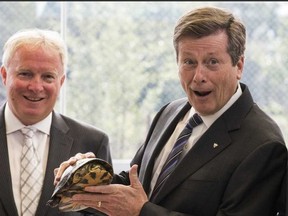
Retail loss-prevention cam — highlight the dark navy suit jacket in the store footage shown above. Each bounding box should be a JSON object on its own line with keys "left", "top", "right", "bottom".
{"left": 114, "top": 83, "right": 287, "bottom": 216}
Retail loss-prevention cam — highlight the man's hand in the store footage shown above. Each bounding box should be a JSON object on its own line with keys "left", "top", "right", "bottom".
{"left": 54, "top": 152, "right": 96, "bottom": 185}
{"left": 72, "top": 164, "right": 148, "bottom": 216}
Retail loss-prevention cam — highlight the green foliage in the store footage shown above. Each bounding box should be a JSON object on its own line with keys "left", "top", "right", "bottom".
{"left": 1, "top": 2, "right": 288, "bottom": 157}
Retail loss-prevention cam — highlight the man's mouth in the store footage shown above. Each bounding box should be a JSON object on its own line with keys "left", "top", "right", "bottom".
{"left": 194, "top": 91, "right": 211, "bottom": 97}
{"left": 24, "top": 96, "right": 43, "bottom": 102}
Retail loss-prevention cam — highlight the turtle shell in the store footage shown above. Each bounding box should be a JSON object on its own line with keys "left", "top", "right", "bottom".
{"left": 47, "top": 158, "right": 113, "bottom": 212}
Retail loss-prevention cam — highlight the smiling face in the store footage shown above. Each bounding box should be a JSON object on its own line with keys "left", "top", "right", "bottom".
{"left": 177, "top": 31, "right": 244, "bottom": 116}
{"left": 0, "top": 45, "right": 65, "bottom": 125}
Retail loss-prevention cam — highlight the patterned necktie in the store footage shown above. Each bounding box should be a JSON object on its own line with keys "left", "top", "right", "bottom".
{"left": 20, "top": 127, "right": 43, "bottom": 216}
{"left": 151, "top": 113, "right": 203, "bottom": 198}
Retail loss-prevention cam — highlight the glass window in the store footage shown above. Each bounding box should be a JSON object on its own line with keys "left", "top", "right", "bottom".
{"left": 1, "top": 2, "right": 287, "bottom": 162}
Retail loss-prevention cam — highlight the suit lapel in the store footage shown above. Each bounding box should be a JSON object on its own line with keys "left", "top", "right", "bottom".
{"left": 152, "top": 117, "right": 232, "bottom": 202}
{"left": 140, "top": 99, "right": 190, "bottom": 192}
{"left": 0, "top": 104, "right": 19, "bottom": 216}
{"left": 150, "top": 83, "right": 254, "bottom": 203}
{"left": 36, "top": 112, "right": 74, "bottom": 216}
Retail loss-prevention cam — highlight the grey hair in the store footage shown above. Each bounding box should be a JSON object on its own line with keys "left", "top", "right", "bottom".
{"left": 2, "top": 28, "right": 68, "bottom": 74}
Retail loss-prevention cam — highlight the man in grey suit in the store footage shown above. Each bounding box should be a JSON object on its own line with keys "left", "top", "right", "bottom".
{"left": 55, "top": 6, "right": 287, "bottom": 216}
{"left": 0, "top": 28, "right": 112, "bottom": 216}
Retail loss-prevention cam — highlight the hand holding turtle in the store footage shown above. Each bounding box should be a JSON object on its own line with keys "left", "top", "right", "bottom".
{"left": 72, "top": 164, "right": 149, "bottom": 216}
{"left": 54, "top": 152, "right": 96, "bottom": 185}
{"left": 48, "top": 157, "right": 114, "bottom": 212}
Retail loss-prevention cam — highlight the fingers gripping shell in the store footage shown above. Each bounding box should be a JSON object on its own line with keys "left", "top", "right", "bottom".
{"left": 47, "top": 158, "right": 113, "bottom": 212}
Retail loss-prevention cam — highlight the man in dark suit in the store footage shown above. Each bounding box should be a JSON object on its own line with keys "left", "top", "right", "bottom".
{"left": 55, "top": 6, "right": 287, "bottom": 216}
{"left": 0, "top": 28, "right": 111, "bottom": 216}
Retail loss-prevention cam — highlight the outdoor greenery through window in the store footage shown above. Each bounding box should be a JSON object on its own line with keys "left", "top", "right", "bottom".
{"left": 1, "top": 1, "right": 288, "bottom": 162}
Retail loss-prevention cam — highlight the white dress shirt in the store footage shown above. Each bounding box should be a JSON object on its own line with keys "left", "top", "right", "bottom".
{"left": 4, "top": 103, "right": 51, "bottom": 215}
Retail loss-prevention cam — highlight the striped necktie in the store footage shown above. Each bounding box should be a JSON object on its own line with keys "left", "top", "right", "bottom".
{"left": 20, "top": 127, "right": 43, "bottom": 216}
{"left": 151, "top": 113, "right": 203, "bottom": 199}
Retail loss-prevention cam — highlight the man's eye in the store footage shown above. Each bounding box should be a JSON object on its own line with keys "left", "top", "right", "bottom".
{"left": 205, "top": 59, "right": 220, "bottom": 71}
{"left": 43, "top": 75, "right": 56, "bottom": 82}
{"left": 208, "top": 59, "right": 218, "bottom": 65}
{"left": 18, "top": 72, "right": 32, "bottom": 77}
{"left": 184, "top": 59, "right": 195, "bottom": 65}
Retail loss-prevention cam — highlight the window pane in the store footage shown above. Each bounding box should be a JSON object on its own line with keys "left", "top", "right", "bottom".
{"left": 1, "top": 2, "right": 287, "bottom": 160}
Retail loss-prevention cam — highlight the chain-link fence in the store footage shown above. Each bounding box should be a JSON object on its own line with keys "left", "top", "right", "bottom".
{"left": 1, "top": 2, "right": 287, "bottom": 159}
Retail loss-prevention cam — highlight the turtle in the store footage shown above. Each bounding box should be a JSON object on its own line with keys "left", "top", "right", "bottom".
{"left": 47, "top": 157, "right": 114, "bottom": 212}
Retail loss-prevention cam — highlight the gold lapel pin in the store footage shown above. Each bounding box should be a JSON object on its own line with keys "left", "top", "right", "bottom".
{"left": 213, "top": 143, "right": 218, "bottom": 148}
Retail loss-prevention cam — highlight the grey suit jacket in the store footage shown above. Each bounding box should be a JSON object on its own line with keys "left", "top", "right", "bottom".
{"left": 114, "top": 83, "right": 287, "bottom": 216}
{"left": 0, "top": 103, "right": 111, "bottom": 216}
